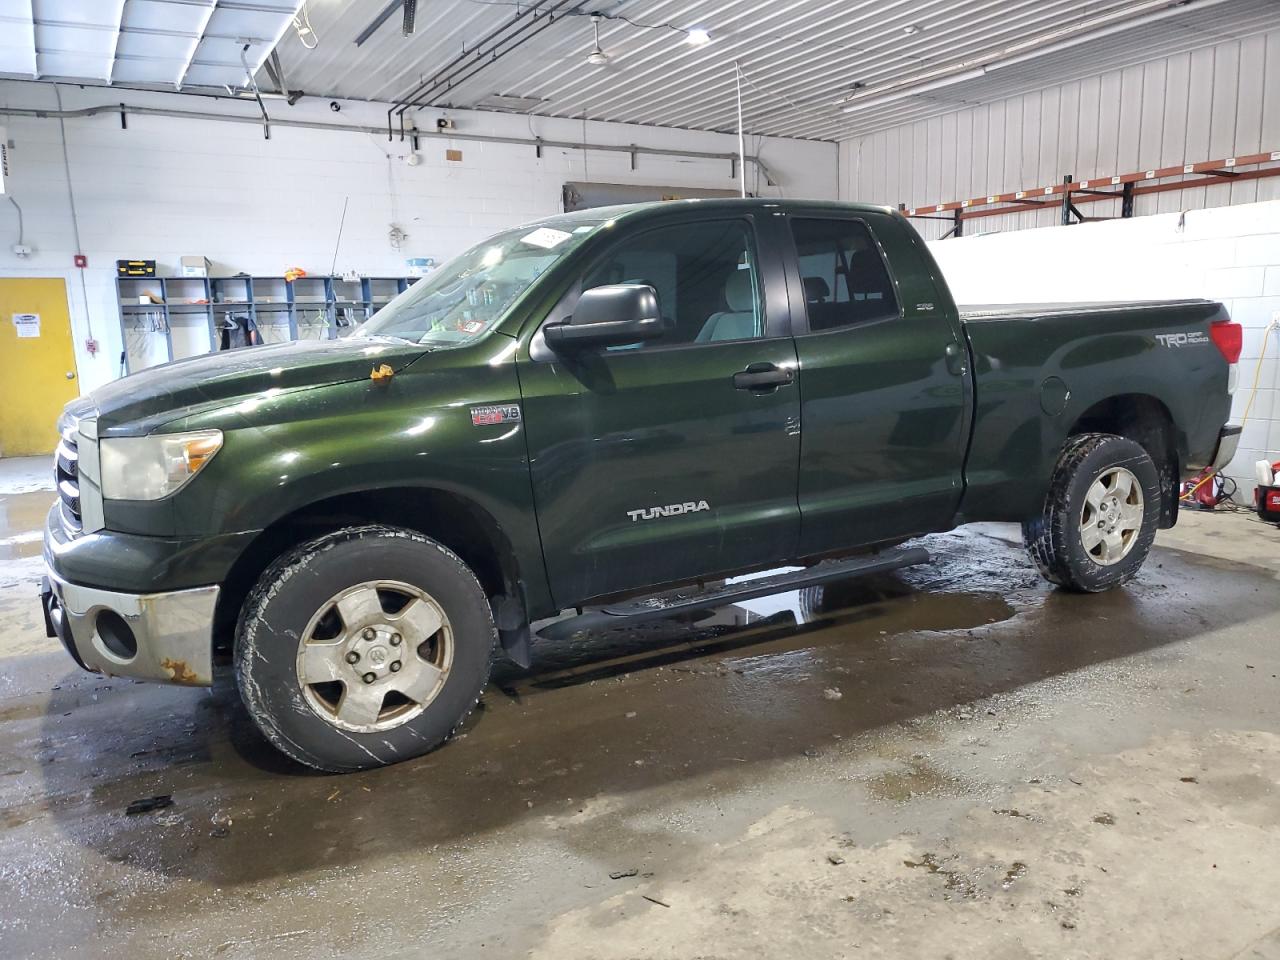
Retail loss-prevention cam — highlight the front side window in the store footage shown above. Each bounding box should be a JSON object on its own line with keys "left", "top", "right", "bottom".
{"left": 581, "top": 219, "right": 763, "bottom": 349}
{"left": 791, "top": 218, "right": 899, "bottom": 331}
{"left": 356, "top": 218, "right": 601, "bottom": 346}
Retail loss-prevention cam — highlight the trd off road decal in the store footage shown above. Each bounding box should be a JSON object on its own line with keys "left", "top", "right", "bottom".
{"left": 1155, "top": 331, "right": 1210, "bottom": 348}
{"left": 470, "top": 404, "right": 522, "bottom": 426}
{"left": 627, "top": 500, "right": 711, "bottom": 522}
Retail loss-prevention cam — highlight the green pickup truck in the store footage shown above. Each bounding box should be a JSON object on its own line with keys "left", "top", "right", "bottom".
{"left": 42, "top": 199, "right": 1242, "bottom": 771}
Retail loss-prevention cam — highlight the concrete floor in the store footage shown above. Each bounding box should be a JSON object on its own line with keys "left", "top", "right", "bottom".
{"left": 1, "top": 456, "right": 1278, "bottom": 959}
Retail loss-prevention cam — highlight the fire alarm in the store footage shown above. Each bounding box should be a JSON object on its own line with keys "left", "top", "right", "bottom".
{"left": 73, "top": 253, "right": 87, "bottom": 268}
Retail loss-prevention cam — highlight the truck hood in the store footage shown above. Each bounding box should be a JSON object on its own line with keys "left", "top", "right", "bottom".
{"left": 87, "top": 337, "right": 427, "bottom": 433}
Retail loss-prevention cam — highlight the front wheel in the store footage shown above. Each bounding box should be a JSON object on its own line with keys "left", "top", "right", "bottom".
{"left": 1022, "top": 433, "right": 1161, "bottom": 592}
{"left": 234, "top": 525, "right": 495, "bottom": 772}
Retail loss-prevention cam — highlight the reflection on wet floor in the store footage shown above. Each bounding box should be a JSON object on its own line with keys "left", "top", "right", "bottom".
{"left": 0, "top": 492, "right": 53, "bottom": 562}
{"left": 4, "top": 526, "right": 1247, "bottom": 874}
{"left": 1, "top": 517, "right": 1278, "bottom": 958}
{"left": 519, "top": 570, "right": 1017, "bottom": 692}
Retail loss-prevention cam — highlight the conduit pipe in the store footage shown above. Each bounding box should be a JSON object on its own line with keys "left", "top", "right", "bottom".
{"left": 0, "top": 102, "right": 778, "bottom": 182}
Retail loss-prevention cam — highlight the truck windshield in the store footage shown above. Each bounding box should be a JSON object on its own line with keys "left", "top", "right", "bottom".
{"left": 354, "top": 219, "right": 601, "bottom": 346}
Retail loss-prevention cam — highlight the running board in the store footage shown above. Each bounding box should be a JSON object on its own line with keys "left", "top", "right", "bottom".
{"left": 536, "top": 546, "right": 930, "bottom": 642}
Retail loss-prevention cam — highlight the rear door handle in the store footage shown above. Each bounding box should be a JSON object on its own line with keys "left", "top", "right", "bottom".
{"left": 733, "top": 362, "right": 794, "bottom": 391}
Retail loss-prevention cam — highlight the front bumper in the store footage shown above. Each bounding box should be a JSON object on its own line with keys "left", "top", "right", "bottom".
{"left": 41, "top": 567, "right": 219, "bottom": 686}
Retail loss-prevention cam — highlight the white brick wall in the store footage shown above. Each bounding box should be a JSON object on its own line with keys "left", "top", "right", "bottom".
{"left": 0, "top": 82, "right": 839, "bottom": 394}
{"left": 926, "top": 199, "right": 1280, "bottom": 500}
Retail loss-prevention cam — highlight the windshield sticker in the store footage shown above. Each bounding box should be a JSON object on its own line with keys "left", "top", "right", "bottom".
{"left": 521, "top": 227, "right": 574, "bottom": 250}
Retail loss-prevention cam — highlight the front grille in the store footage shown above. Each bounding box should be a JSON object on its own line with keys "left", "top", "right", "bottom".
{"left": 55, "top": 418, "right": 82, "bottom": 535}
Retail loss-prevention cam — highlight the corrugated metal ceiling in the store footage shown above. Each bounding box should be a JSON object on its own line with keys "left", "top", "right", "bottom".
{"left": 267, "top": 0, "right": 1280, "bottom": 141}
{"left": 0, "top": 0, "right": 302, "bottom": 90}
{"left": 2, "top": 0, "right": 1275, "bottom": 142}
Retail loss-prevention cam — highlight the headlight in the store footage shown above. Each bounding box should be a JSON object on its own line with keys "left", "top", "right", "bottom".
{"left": 99, "top": 430, "right": 223, "bottom": 501}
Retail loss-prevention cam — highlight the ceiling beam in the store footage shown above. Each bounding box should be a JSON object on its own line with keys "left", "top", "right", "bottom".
{"left": 105, "top": 0, "right": 127, "bottom": 84}
{"left": 355, "top": 0, "right": 401, "bottom": 47}
{"left": 29, "top": 17, "right": 273, "bottom": 44}
{"left": 3, "top": 1, "right": 38, "bottom": 79}
{"left": 175, "top": 0, "right": 219, "bottom": 90}
{"left": 154, "top": 0, "right": 297, "bottom": 12}
{"left": 243, "top": 0, "right": 306, "bottom": 95}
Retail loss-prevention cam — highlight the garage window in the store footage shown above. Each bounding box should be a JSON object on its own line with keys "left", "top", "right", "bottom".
{"left": 791, "top": 219, "right": 899, "bottom": 331}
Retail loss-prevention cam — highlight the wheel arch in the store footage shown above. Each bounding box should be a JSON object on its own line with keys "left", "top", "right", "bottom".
{"left": 213, "top": 486, "right": 531, "bottom": 659}
{"left": 1065, "top": 393, "right": 1182, "bottom": 527}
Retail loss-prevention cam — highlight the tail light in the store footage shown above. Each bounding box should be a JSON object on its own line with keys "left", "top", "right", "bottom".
{"left": 1210, "top": 320, "right": 1242, "bottom": 364}
{"left": 1210, "top": 319, "right": 1242, "bottom": 393}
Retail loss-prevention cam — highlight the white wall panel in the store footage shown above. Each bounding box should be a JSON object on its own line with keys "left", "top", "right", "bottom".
{"left": 841, "top": 28, "right": 1280, "bottom": 239}
{"left": 0, "top": 81, "right": 838, "bottom": 394}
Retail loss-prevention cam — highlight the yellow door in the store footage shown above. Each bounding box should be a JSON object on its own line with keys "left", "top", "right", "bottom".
{"left": 0, "top": 278, "right": 80, "bottom": 456}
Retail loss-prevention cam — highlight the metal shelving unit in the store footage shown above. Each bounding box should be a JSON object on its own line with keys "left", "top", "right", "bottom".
{"left": 902, "top": 149, "right": 1280, "bottom": 238}
{"left": 116, "top": 274, "right": 415, "bottom": 374}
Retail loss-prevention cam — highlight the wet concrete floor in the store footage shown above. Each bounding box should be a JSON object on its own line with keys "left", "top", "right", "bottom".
{"left": 1, "top": 471, "right": 1278, "bottom": 958}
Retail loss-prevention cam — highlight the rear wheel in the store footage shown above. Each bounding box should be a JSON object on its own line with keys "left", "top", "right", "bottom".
{"left": 235, "top": 525, "right": 495, "bottom": 772}
{"left": 1022, "top": 433, "right": 1160, "bottom": 592}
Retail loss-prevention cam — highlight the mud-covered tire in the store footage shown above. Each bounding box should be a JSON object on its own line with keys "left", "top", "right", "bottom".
{"left": 234, "top": 525, "right": 495, "bottom": 773}
{"left": 1022, "top": 433, "right": 1161, "bottom": 592}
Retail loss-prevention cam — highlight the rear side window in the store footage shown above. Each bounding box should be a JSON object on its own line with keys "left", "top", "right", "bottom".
{"left": 790, "top": 218, "right": 899, "bottom": 331}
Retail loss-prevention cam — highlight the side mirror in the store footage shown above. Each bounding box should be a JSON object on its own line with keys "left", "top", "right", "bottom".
{"left": 543, "top": 283, "right": 664, "bottom": 350}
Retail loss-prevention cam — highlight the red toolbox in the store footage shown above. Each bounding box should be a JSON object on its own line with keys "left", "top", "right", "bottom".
{"left": 1257, "top": 484, "right": 1280, "bottom": 523}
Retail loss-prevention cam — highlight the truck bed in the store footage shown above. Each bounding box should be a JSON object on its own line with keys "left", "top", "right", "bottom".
{"left": 954, "top": 295, "right": 1233, "bottom": 524}
{"left": 958, "top": 299, "right": 1214, "bottom": 321}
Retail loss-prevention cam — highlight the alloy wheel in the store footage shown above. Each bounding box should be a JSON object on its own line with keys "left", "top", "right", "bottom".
{"left": 1079, "top": 466, "right": 1144, "bottom": 566}
{"left": 295, "top": 580, "right": 453, "bottom": 732}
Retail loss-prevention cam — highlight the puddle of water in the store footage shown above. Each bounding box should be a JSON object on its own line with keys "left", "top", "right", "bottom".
{"left": 0, "top": 492, "right": 53, "bottom": 561}
{"left": 0, "top": 496, "right": 52, "bottom": 563}
{"left": 902, "top": 852, "right": 983, "bottom": 900}
{"left": 864, "top": 755, "right": 969, "bottom": 803}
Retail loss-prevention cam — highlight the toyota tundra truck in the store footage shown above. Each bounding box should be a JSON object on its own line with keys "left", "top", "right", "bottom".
{"left": 41, "top": 199, "right": 1242, "bottom": 771}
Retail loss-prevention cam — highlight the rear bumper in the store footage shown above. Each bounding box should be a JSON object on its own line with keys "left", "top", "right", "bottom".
{"left": 1211, "top": 424, "right": 1242, "bottom": 472}
{"left": 41, "top": 567, "right": 218, "bottom": 686}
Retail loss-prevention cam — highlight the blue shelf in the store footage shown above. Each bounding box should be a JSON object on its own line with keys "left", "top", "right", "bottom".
{"left": 117, "top": 273, "right": 412, "bottom": 375}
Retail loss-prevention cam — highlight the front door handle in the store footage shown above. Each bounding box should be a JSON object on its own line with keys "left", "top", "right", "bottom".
{"left": 944, "top": 341, "right": 968, "bottom": 376}
{"left": 733, "top": 362, "right": 794, "bottom": 391}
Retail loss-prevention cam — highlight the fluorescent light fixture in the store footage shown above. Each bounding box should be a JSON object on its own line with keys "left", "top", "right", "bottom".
{"left": 841, "top": 68, "right": 986, "bottom": 112}
{"left": 686, "top": 28, "right": 711, "bottom": 46}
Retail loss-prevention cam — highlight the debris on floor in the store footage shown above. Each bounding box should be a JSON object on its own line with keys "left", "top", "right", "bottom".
{"left": 124, "top": 795, "right": 174, "bottom": 816}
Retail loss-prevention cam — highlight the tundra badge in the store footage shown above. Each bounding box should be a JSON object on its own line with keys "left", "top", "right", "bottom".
{"left": 627, "top": 500, "right": 711, "bottom": 522}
